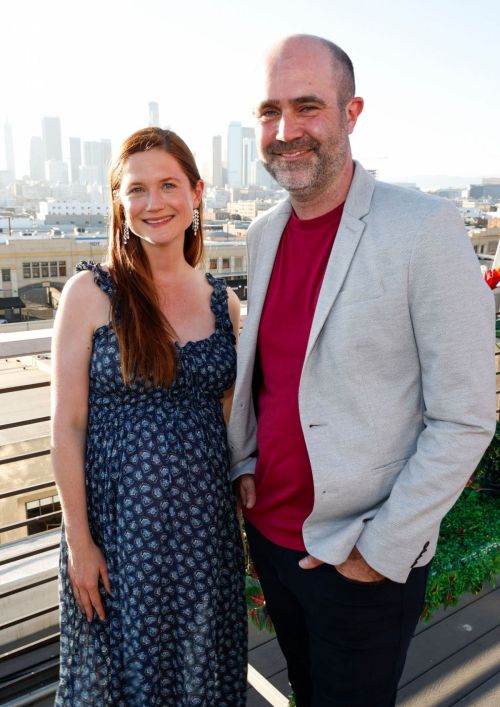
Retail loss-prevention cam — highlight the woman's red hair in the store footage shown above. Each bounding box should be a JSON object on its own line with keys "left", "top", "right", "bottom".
{"left": 108, "top": 128, "right": 204, "bottom": 386}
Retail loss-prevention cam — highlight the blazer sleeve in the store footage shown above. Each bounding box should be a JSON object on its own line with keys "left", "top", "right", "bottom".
{"left": 228, "top": 222, "right": 259, "bottom": 481}
{"left": 356, "top": 199, "right": 497, "bottom": 582}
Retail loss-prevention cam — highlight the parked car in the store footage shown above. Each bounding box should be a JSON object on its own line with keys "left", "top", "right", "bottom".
{"left": 477, "top": 254, "right": 495, "bottom": 268}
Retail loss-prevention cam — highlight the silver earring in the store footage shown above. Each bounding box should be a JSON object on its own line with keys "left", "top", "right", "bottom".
{"left": 123, "top": 222, "right": 130, "bottom": 244}
{"left": 192, "top": 208, "right": 200, "bottom": 236}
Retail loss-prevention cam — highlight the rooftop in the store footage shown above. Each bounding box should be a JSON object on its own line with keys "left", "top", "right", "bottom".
{"left": 0, "top": 327, "right": 498, "bottom": 706}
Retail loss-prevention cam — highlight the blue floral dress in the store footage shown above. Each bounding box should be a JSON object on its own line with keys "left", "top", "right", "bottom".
{"left": 56, "top": 262, "right": 247, "bottom": 706}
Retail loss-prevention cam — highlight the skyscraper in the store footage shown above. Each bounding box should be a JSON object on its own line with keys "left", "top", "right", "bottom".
{"left": 227, "top": 121, "right": 242, "bottom": 188}
{"left": 149, "top": 102, "right": 160, "bottom": 127}
{"left": 251, "top": 159, "right": 278, "bottom": 189}
{"left": 69, "top": 137, "right": 82, "bottom": 184}
{"left": 47, "top": 160, "right": 69, "bottom": 184}
{"left": 100, "top": 139, "right": 112, "bottom": 191}
{"left": 29, "top": 136, "right": 45, "bottom": 181}
{"left": 242, "top": 127, "right": 256, "bottom": 187}
{"left": 83, "top": 138, "right": 112, "bottom": 193}
{"left": 212, "top": 135, "right": 223, "bottom": 187}
{"left": 42, "top": 116, "right": 63, "bottom": 162}
{"left": 4, "top": 121, "right": 15, "bottom": 180}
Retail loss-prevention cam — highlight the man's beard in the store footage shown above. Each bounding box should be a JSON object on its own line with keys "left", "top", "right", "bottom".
{"left": 261, "top": 134, "right": 348, "bottom": 201}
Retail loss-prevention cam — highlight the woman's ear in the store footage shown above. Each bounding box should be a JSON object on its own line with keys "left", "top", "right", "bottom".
{"left": 193, "top": 179, "right": 204, "bottom": 208}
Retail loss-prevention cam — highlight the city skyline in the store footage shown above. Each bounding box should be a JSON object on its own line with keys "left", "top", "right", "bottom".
{"left": 2, "top": 110, "right": 497, "bottom": 192}
{"left": 1, "top": 0, "right": 499, "bottom": 189}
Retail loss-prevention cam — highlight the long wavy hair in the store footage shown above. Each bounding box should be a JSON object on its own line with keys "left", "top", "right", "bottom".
{"left": 108, "top": 127, "right": 204, "bottom": 386}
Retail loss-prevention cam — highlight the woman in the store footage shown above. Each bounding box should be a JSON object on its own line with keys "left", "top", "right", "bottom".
{"left": 51, "top": 128, "right": 247, "bottom": 706}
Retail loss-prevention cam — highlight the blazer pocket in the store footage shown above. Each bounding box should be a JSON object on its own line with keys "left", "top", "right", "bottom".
{"left": 372, "top": 458, "right": 409, "bottom": 473}
{"left": 334, "top": 284, "right": 384, "bottom": 308}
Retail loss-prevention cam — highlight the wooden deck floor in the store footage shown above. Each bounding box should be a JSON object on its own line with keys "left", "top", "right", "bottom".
{"left": 5, "top": 584, "right": 498, "bottom": 706}
{"left": 247, "top": 583, "right": 500, "bottom": 706}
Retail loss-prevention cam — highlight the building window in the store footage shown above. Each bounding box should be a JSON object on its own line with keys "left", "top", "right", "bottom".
{"left": 58, "top": 261, "right": 67, "bottom": 276}
{"left": 32, "top": 262, "right": 40, "bottom": 278}
{"left": 488, "top": 240, "right": 497, "bottom": 254}
{"left": 234, "top": 257, "right": 243, "bottom": 270}
{"left": 23, "top": 262, "right": 31, "bottom": 278}
{"left": 26, "top": 494, "right": 62, "bottom": 535}
{"left": 41, "top": 262, "right": 49, "bottom": 277}
{"left": 222, "top": 258, "right": 230, "bottom": 270}
{"left": 209, "top": 258, "right": 218, "bottom": 270}
{"left": 1, "top": 269, "right": 11, "bottom": 282}
{"left": 50, "top": 261, "right": 58, "bottom": 277}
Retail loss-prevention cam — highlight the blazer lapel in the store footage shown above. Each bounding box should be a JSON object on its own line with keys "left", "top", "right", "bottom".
{"left": 245, "top": 199, "right": 291, "bottom": 335}
{"left": 305, "top": 162, "right": 375, "bottom": 361}
{"left": 237, "top": 199, "right": 292, "bottom": 386}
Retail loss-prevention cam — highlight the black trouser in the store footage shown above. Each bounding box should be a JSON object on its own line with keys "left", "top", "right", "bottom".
{"left": 245, "top": 521, "right": 429, "bottom": 707}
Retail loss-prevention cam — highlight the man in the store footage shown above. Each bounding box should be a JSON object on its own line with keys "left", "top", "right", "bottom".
{"left": 228, "top": 34, "right": 496, "bottom": 706}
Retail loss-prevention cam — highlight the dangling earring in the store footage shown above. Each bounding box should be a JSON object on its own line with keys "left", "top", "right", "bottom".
{"left": 192, "top": 208, "right": 200, "bottom": 236}
{"left": 123, "top": 222, "right": 130, "bottom": 245}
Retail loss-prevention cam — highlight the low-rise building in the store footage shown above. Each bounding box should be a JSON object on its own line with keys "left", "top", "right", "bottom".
{"left": 203, "top": 239, "right": 247, "bottom": 299}
{"left": 469, "top": 226, "right": 500, "bottom": 257}
{"left": 0, "top": 232, "right": 249, "bottom": 316}
{"left": 37, "top": 200, "right": 109, "bottom": 227}
{"left": 0, "top": 233, "right": 108, "bottom": 307}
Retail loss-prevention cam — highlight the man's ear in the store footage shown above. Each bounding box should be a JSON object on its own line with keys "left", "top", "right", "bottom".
{"left": 345, "top": 97, "right": 364, "bottom": 135}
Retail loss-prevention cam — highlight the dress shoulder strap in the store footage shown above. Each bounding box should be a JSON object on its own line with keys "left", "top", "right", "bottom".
{"left": 206, "top": 272, "right": 236, "bottom": 342}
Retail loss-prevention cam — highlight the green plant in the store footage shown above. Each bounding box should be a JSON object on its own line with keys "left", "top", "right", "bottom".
{"left": 421, "top": 489, "right": 500, "bottom": 620}
{"left": 473, "top": 420, "right": 500, "bottom": 490}
{"left": 245, "top": 574, "right": 275, "bottom": 633}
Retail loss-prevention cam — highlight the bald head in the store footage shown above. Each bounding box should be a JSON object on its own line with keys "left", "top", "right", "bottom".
{"left": 266, "top": 34, "right": 355, "bottom": 109}
{"left": 253, "top": 33, "right": 363, "bottom": 215}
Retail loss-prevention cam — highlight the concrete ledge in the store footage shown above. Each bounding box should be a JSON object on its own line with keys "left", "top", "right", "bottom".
{"left": 0, "top": 330, "right": 53, "bottom": 358}
{"left": 0, "top": 320, "right": 54, "bottom": 334}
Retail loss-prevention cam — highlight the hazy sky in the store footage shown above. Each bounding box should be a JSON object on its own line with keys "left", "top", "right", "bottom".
{"left": 1, "top": 0, "right": 499, "bottom": 187}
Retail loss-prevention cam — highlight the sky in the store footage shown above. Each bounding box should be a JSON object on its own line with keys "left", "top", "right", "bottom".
{"left": 1, "top": 0, "right": 499, "bottom": 188}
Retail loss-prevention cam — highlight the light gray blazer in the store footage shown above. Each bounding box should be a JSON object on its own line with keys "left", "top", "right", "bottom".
{"left": 228, "top": 161, "right": 496, "bottom": 583}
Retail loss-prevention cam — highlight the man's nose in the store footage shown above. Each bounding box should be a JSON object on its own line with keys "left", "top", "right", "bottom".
{"left": 275, "top": 113, "right": 302, "bottom": 142}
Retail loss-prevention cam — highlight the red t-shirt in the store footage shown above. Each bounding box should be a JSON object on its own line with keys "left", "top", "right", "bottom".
{"left": 244, "top": 203, "right": 344, "bottom": 550}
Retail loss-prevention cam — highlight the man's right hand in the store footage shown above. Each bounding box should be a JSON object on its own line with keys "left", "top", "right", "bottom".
{"left": 234, "top": 474, "right": 257, "bottom": 510}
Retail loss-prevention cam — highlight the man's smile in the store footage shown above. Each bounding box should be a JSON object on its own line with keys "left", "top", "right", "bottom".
{"left": 275, "top": 149, "right": 313, "bottom": 160}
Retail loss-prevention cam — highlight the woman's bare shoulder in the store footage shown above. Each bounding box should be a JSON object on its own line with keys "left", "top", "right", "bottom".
{"left": 58, "top": 267, "right": 111, "bottom": 329}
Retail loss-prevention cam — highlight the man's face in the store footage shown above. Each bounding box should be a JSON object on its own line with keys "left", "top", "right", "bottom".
{"left": 255, "top": 40, "right": 358, "bottom": 200}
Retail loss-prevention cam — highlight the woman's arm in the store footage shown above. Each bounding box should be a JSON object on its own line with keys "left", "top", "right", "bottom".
{"left": 51, "top": 270, "right": 111, "bottom": 621}
{"left": 221, "top": 288, "right": 241, "bottom": 424}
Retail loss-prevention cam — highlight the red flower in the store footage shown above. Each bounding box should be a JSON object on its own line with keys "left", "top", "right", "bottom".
{"left": 484, "top": 268, "right": 500, "bottom": 290}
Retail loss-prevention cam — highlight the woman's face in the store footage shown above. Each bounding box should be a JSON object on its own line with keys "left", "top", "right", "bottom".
{"left": 119, "top": 147, "right": 203, "bottom": 249}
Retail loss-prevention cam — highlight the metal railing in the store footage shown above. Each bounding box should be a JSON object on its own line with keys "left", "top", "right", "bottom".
{"left": 0, "top": 369, "right": 60, "bottom": 704}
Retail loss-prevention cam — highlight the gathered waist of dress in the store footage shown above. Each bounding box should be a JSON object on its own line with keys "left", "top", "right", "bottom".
{"left": 88, "top": 388, "right": 222, "bottom": 414}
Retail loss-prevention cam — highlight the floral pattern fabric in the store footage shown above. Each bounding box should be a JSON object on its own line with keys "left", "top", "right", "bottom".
{"left": 56, "top": 262, "right": 247, "bottom": 706}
